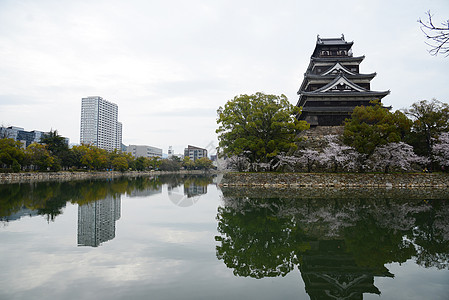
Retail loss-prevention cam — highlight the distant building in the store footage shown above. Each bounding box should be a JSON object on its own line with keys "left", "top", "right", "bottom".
{"left": 126, "top": 145, "right": 163, "bottom": 158}
{"left": 168, "top": 146, "right": 183, "bottom": 160}
{"left": 184, "top": 145, "right": 207, "bottom": 161}
{"left": 296, "top": 34, "right": 390, "bottom": 126}
{"left": 80, "top": 96, "right": 122, "bottom": 151}
{"left": 168, "top": 146, "right": 174, "bottom": 158}
{"left": 0, "top": 126, "right": 69, "bottom": 148}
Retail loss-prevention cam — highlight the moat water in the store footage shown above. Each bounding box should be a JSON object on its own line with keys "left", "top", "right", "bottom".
{"left": 1, "top": 175, "right": 448, "bottom": 299}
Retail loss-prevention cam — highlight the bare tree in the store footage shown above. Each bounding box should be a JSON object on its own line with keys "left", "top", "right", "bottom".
{"left": 418, "top": 11, "right": 449, "bottom": 56}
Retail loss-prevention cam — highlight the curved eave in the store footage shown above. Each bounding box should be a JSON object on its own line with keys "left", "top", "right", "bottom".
{"left": 311, "top": 55, "right": 365, "bottom": 63}
{"left": 300, "top": 90, "right": 390, "bottom": 97}
{"left": 297, "top": 76, "right": 309, "bottom": 95}
{"left": 305, "top": 73, "right": 377, "bottom": 80}
{"left": 302, "top": 106, "right": 360, "bottom": 112}
{"left": 321, "top": 62, "right": 356, "bottom": 76}
{"left": 319, "top": 74, "right": 366, "bottom": 92}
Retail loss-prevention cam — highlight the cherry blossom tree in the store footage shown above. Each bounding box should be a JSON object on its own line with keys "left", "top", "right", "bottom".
{"left": 273, "top": 154, "right": 301, "bottom": 172}
{"left": 297, "top": 149, "right": 319, "bottom": 172}
{"left": 369, "top": 142, "right": 429, "bottom": 173}
{"left": 433, "top": 132, "right": 449, "bottom": 169}
{"left": 226, "top": 154, "right": 250, "bottom": 171}
{"left": 318, "top": 135, "right": 360, "bottom": 172}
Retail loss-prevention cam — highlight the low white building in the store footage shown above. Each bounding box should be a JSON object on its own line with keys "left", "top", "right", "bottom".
{"left": 126, "top": 145, "right": 163, "bottom": 159}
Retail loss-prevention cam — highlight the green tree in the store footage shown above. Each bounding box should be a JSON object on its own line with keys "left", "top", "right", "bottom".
{"left": 216, "top": 93, "right": 309, "bottom": 170}
{"left": 40, "top": 130, "right": 70, "bottom": 169}
{"left": 182, "top": 156, "right": 194, "bottom": 170}
{"left": 194, "top": 157, "right": 214, "bottom": 170}
{"left": 108, "top": 149, "right": 132, "bottom": 170}
{"left": 111, "top": 156, "right": 128, "bottom": 172}
{"left": 404, "top": 99, "right": 449, "bottom": 159}
{"left": 134, "top": 156, "right": 149, "bottom": 171}
{"left": 148, "top": 156, "right": 161, "bottom": 170}
{"left": 159, "top": 157, "right": 181, "bottom": 171}
{"left": 71, "top": 144, "right": 92, "bottom": 169}
{"left": 91, "top": 147, "right": 108, "bottom": 170}
{"left": 26, "top": 143, "right": 55, "bottom": 171}
{"left": 71, "top": 144, "right": 107, "bottom": 170}
{"left": 343, "top": 101, "right": 412, "bottom": 159}
{"left": 0, "top": 138, "right": 25, "bottom": 170}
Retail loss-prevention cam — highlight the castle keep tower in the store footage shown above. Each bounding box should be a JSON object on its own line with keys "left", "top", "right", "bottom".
{"left": 296, "top": 35, "right": 390, "bottom": 126}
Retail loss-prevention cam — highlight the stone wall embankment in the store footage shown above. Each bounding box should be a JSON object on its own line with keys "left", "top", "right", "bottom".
{"left": 0, "top": 170, "right": 213, "bottom": 184}
{"left": 220, "top": 172, "right": 449, "bottom": 189}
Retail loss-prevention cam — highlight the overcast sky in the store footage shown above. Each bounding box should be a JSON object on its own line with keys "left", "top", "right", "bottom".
{"left": 0, "top": 0, "right": 448, "bottom": 154}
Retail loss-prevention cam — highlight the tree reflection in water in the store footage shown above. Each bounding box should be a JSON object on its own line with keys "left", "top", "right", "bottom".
{"left": 0, "top": 174, "right": 213, "bottom": 222}
{"left": 216, "top": 187, "right": 449, "bottom": 299}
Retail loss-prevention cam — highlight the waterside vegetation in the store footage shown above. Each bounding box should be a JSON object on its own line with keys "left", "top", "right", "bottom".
{"left": 217, "top": 94, "right": 449, "bottom": 173}
{"left": 0, "top": 131, "right": 214, "bottom": 173}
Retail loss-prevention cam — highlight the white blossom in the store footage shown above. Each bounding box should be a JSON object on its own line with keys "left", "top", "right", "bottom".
{"left": 226, "top": 155, "right": 250, "bottom": 171}
{"left": 297, "top": 149, "right": 319, "bottom": 172}
{"left": 273, "top": 154, "right": 302, "bottom": 171}
{"left": 369, "top": 142, "right": 429, "bottom": 173}
{"left": 432, "top": 132, "right": 449, "bottom": 167}
{"left": 318, "top": 135, "right": 360, "bottom": 172}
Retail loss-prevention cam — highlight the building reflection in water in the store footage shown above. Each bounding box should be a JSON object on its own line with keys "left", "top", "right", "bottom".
{"left": 0, "top": 206, "right": 38, "bottom": 222}
{"left": 168, "top": 181, "right": 207, "bottom": 208}
{"left": 128, "top": 186, "right": 162, "bottom": 198}
{"left": 185, "top": 182, "right": 207, "bottom": 198}
{"left": 77, "top": 196, "right": 121, "bottom": 247}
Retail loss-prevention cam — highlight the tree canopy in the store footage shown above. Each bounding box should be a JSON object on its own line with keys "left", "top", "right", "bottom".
{"left": 40, "top": 129, "right": 70, "bottom": 170}
{"left": 0, "top": 138, "right": 25, "bottom": 169}
{"left": 216, "top": 93, "right": 309, "bottom": 168}
{"left": 343, "top": 101, "right": 412, "bottom": 158}
{"left": 404, "top": 99, "right": 449, "bottom": 158}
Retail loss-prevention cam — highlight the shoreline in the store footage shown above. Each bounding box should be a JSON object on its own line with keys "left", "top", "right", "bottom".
{"left": 0, "top": 170, "right": 217, "bottom": 184}
{"left": 2, "top": 171, "right": 449, "bottom": 189}
{"left": 219, "top": 172, "right": 449, "bottom": 189}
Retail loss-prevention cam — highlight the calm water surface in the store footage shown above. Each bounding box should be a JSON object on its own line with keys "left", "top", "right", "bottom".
{"left": 0, "top": 175, "right": 448, "bottom": 300}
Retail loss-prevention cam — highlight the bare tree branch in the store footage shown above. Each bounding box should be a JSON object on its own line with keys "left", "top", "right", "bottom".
{"left": 418, "top": 11, "right": 449, "bottom": 57}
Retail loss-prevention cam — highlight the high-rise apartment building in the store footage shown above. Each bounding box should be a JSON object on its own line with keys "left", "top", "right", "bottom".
{"left": 80, "top": 96, "right": 122, "bottom": 151}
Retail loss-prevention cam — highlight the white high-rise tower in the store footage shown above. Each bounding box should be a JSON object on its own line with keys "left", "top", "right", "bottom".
{"left": 80, "top": 96, "right": 122, "bottom": 151}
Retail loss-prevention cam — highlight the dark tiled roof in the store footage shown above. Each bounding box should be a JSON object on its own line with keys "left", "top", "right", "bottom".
{"left": 317, "top": 38, "right": 352, "bottom": 46}
{"left": 311, "top": 56, "right": 365, "bottom": 63}
{"left": 302, "top": 106, "right": 360, "bottom": 112}
{"left": 300, "top": 90, "right": 390, "bottom": 97}
{"left": 305, "top": 73, "right": 376, "bottom": 80}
